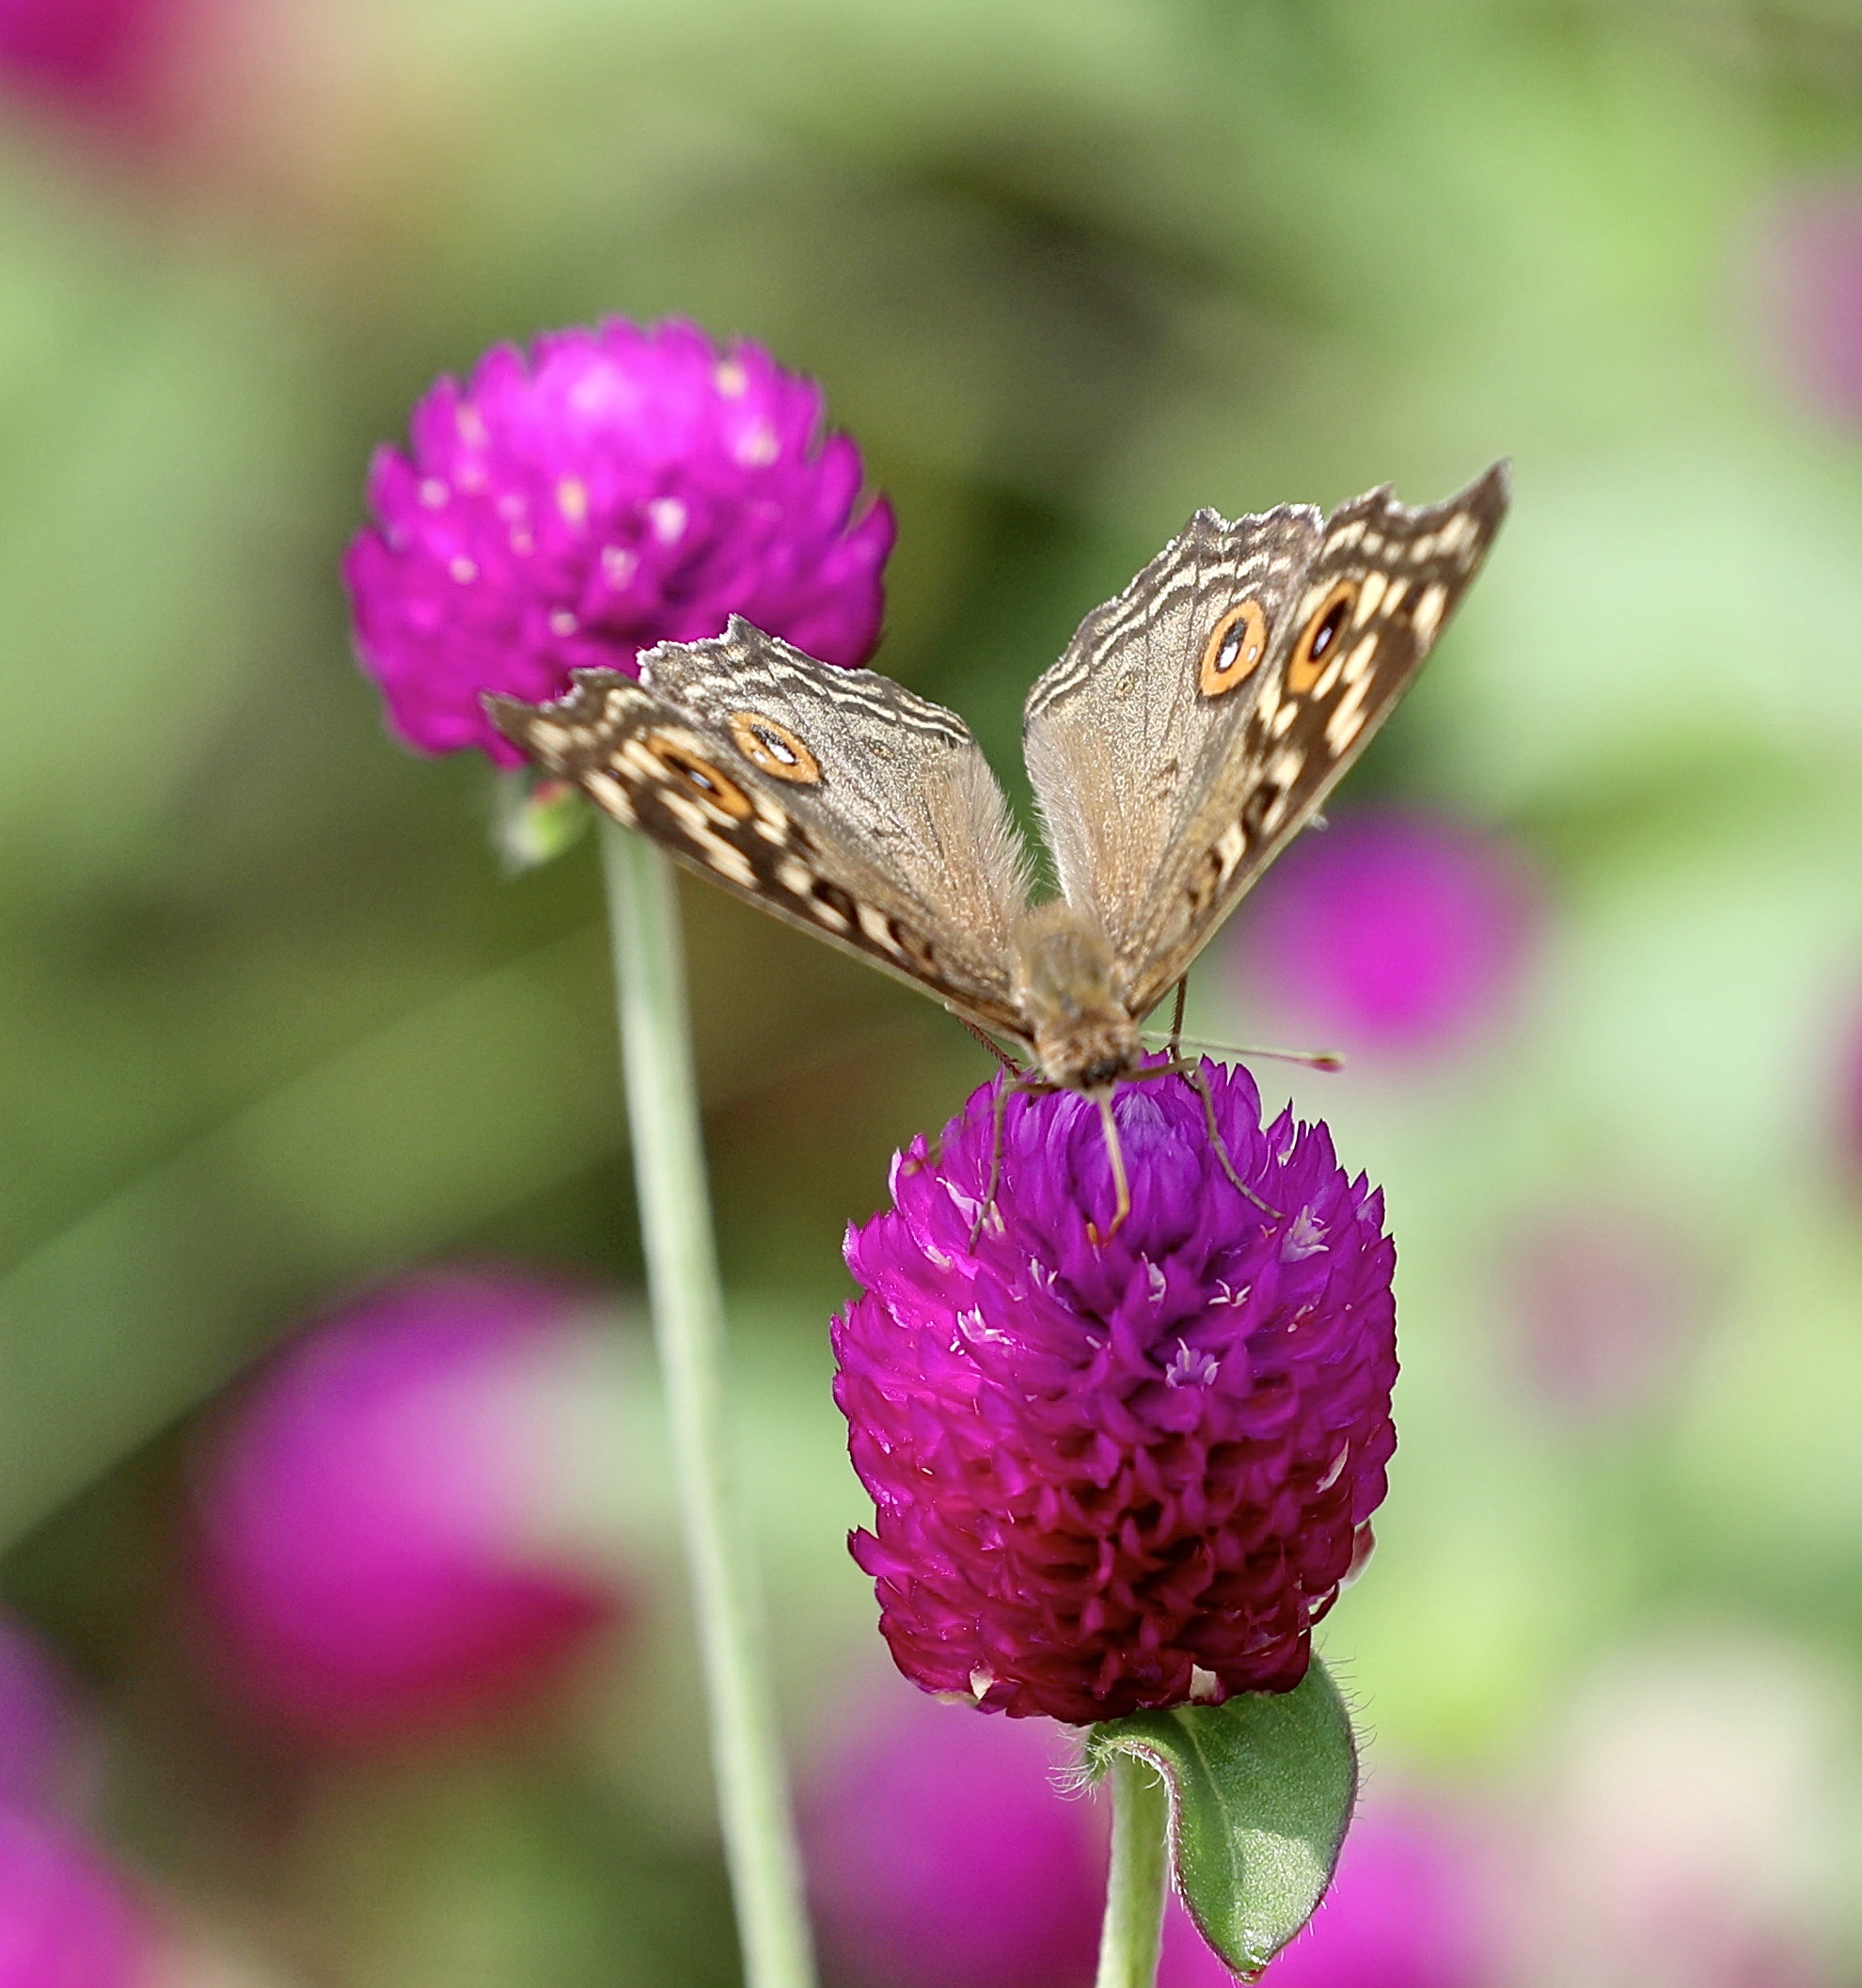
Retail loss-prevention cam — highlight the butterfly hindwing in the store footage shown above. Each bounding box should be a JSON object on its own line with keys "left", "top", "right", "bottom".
{"left": 1027, "top": 462, "right": 1511, "bottom": 1020}
{"left": 484, "top": 621, "right": 1032, "bottom": 1036}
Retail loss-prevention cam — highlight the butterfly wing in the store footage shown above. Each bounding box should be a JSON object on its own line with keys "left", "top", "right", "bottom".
{"left": 1023, "top": 462, "right": 1510, "bottom": 1019}
{"left": 485, "top": 619, "right": 1033, "bottom": 1037}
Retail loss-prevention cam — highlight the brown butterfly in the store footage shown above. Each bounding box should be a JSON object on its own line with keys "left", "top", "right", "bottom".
{"left": 487, "top": 463, "right": 1509, "bottom": 1231}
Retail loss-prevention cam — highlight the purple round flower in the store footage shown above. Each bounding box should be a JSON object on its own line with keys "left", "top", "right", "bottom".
{"left": 344, "top": 318, "right": 895, "bottom": 765}
{"left": 801, "top": 1681, "right": 1104, "bottom": 1988}
{"left": 0, "top": 1807, "right": 151, "bottom": 1988}
{"left": 189, "top": 1269, "right": 632, "bottom": 1743}
{"left": 833, "top": 1061, "right": 1396, "bottom": 1725}
{"left": 1236, "top": 808, "right": 1539, "bottom": 1057}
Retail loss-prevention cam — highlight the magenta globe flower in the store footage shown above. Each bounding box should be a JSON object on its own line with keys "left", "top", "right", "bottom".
{"left": 189, "top": 1270, "right": 632, "bottom": 1743}
{"left": 1235, "top": 808, "right": 1538, "bottom": 1057}
{"left": 802, "top": 1681, "right": 1104, "bottom": 1988}
{"left": 0, "top": 1807, "right": 150, "bottom": 1988}
{"left": 834, "top": 1060, "right": 1396, "bottom": 1725}
{"left": 343, "top": 318, "right": 896, "bottom": 764}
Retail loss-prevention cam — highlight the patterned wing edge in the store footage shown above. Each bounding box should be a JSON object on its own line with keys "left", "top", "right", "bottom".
{"left": 1118, "top": 459, "right": 1513, "bottom": 1018}
{"left": 483, "top": 670, "right": 1030, "bottom": 1038}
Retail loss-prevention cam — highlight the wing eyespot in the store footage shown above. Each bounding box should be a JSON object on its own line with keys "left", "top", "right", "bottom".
{"left": 1198, "top": 599, "right": 1270, "bottom": 698}
{"left": 1287, "top": 581, "right": 1358, "bottom": 694}
{"left": 729, "top": 709, "right": 822, "bottom": 783}
{"left": 648, "top": 735, "right": 754, "bottom": 820}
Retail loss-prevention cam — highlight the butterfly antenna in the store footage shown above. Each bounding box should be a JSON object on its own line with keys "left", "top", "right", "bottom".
{"left": 1139, "top": 1030, "right": 1346, "bottom": 1073}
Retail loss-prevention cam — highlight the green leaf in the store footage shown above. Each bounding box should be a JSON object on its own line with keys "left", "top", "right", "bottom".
{"left": 1084, "top": 1659, "right": 1357, "bottom": 1980}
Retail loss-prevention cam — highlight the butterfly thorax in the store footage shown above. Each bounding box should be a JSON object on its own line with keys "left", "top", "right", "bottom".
{"left": 1010, "top": 900, "right": 1144, "bottom": 1092}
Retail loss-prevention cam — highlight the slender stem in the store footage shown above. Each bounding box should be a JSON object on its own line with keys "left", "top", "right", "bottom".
{"left": 598, "top": 820, "right": 817, "bottom": 1988}
{"left": 1096, "top": 1753, "right": 1171, "bottom": 1988}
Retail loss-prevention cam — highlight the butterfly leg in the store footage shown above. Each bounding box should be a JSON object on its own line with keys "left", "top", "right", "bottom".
{"left": 970, "top": 1075, "right": 1054, "bottom": 1247}
{"left": 958, "top": 1014, "right": 1025, "bottom": 1075}
{"left": 1129, "top": 1058, "right": 1283, "bottom": 1223}
{"left": 1167, "top": 978, "right": 1188, "bottom": 1061}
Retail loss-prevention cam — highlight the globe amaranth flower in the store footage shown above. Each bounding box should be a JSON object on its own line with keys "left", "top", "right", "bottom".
{"left": 344, "top": 318, "right": 895, "bottom": 764}
{"left": 833, "top": 1059, "right": 1396, "bottom": 1725}
{"left": 1235, "top": 806, "right": 1539, "bottom": 1056}
{"left": 189, "top": 1269, "right": 636, "bottom": 1743}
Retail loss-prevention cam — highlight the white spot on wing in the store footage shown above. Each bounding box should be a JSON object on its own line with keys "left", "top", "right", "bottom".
{"left": 1411, "top": 582, "right": 1448, "bottom": 640}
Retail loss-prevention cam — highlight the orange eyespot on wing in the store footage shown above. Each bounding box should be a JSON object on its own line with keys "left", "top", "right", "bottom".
{"left": 647, "top": 734, "right": 754, "bottom": 820}
{"left": 1287, "top": 580, "right": 1357, "bottom": 694}
{"left": 729, "top": 708, "right": 822, "bottom": 782}
{"left": 1198, "top": 598, "right": 1270, "bottom": 697}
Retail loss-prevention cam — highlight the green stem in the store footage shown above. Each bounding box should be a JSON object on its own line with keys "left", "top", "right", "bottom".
{"left": 1096, "top": 1752, "right": 1172, "bottom": 1988}
{"left": 598, "top": 820, "right": 817, "bottom": 1988}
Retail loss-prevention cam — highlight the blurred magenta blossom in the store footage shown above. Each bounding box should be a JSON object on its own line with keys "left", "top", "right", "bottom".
{"left": 835, "top": 1063, "right": 1396, "bottom": 1724}
{"left": 190, "top": 1270, "right": 633, "bottom": 1743}
{"left": 803, "top": 1680, "right": 1496, "bottom": 1988}
{"left": 0, "top": 1807, "right": 150, "bottom": 1988}
{"left": 0, "top": 1617, "right": 82, "bottom": 1816}
{"left": 1524, "top": 1633, "right": 1858, "bottom": 1988}
{"left": 1760, "top": 184, "right": 1862, "bottom": 424}
{"left": 0, "top": 0, "right": 195, "bottom": 127}
{"left": 1201, "top": 1802, "right": 1493, "bottom": 1988}
{"left": 1505, "top": 1205, "right": 1703, "bottom": 1419}
{"left": 1235, "top": 808, "right": 1539, "bottom": 1057}
{"left": 1841, "top": 1002, "right": 1862, "bottom": 1179}
{"left": 345, "top": 318, "right": 895, "bottom": 764}
{"left": 801, "top": 1683, "right": 1102, "bottom": 1988}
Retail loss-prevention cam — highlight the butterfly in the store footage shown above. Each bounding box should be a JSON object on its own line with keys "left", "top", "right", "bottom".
{"left": 486, "top": 462, "right": 1510, "bottom": 1232}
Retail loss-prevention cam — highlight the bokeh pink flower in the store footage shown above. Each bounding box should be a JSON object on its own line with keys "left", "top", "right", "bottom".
{"left": 0, "top": 1807, "right": 151, "bottom": 1988}
{"left": 344, "top": 318, "right": 895, "bottom": 765}
{"left": 803, "top": 1679, "right": 1500, "bottom": 1988}
{"left": 189, "top": 1269, "right": 633, "bottom": 1743}
{"left": 0, "top": 1616, "right": 83, "bottom": 1816}
{"left": 802, "top": 1683, "right": 1102, "bottom": 1988}
{"left": 1505, "top": 1205, "right": 1703, "bottom": 1419}
{"left": 1234, "top": 808, "right": 1539, "bottom": 1058}
{"left": 0, "top": 0, "right": 197, "bottom": 130}
{"left": 1758, "top": 183, "right": 1862, "bottom": 425}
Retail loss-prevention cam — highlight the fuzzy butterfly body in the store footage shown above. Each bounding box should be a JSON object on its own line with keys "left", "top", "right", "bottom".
{"left": 486, "top": 463, "right": 1510, "bottom": 1101}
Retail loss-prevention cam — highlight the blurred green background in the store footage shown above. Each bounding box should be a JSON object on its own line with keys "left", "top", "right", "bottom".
{"left": 2, "top": 0, "right": 1861, "bottom": 1981}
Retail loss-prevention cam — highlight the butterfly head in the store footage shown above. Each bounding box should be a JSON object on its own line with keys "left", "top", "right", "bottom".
{"left": 1011, "top": 901, "right": 1144, "bottom": 1092}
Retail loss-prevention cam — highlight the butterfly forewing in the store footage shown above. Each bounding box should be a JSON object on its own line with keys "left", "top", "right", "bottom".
{"left": 1029, "top": 462, "right": 1511, "bottom": 1020}
{"left": 483, "top": 622, "right": 1033, "bottom": 1036}
{"left": 1022, "top": 503, "right": 1322, "bottom": 948}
